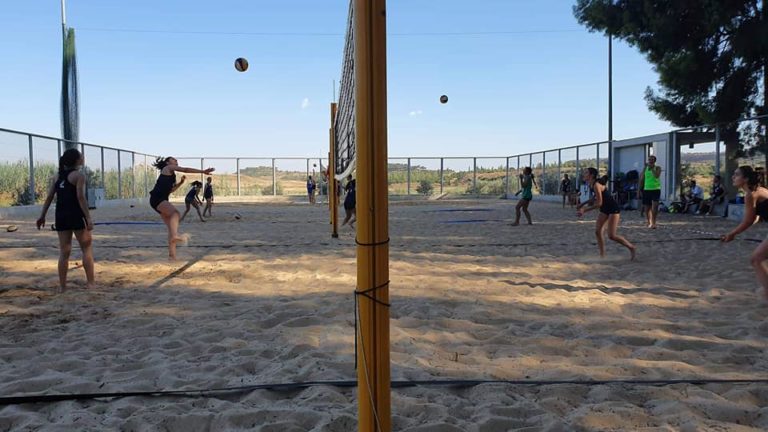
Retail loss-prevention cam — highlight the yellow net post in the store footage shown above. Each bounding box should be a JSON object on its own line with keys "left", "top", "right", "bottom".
{"left": 330, "top": 102, "right": 339, "bottom": 238}
{"left": 354, "top": 0, "right": 390, "bottom": 430}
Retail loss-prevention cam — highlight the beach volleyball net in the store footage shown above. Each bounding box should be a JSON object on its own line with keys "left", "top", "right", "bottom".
{"left": 333, "top": 1, "right": 356, "bottom": 181}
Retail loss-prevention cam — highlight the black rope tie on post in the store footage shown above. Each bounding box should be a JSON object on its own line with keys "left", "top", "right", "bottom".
{"left": 353, "top": 234, "right": 391, "bottom": 370}
{"left": 354, "top": 280, "right": 391, "bottom": 370}
{"left": 355, "top": 237, "right": 390, "bottom": 247}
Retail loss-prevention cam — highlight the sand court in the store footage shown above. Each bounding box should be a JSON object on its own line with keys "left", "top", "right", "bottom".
{"left": 1, "top": 200, "right": 768, "bottom": 431}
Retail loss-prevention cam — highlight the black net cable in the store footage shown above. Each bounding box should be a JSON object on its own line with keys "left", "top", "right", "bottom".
{"left": 2, "top": 378, "right": 768, "bottom": 406}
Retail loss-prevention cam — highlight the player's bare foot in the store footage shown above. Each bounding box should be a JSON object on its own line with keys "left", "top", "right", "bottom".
{"left": 510, "top": 222, "right": 519, "bottom": 226}
{"left": 629, "top": 246, "right": 637, "bottom": 261}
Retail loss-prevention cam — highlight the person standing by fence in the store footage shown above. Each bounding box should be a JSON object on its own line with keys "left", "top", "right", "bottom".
{"left": 512, "top": 167, "right": 536, "bottom": 226}
{"left": 639, "top": 155, "right": 662, "bottom": 229}
{"left": 307, "top": 176, "right": 317, "bottom": 205}
{"left": 560, "top": 174, "right": 572, "bottom": 208}
{"left": 203, "top": 176, "right": 214, "bottom": 218}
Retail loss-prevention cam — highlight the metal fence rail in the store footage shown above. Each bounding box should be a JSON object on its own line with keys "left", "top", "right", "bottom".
{"left": 1, "top": 114, "right": 766, "bottom": 207}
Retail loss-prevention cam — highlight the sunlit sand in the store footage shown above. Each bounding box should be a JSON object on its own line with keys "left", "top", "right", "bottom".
{"left": 1, "top": 199, "right": 766, "bottom": 431}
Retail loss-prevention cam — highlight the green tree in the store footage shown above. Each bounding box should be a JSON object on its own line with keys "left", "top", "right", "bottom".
{"left": 574, "top": 0, "right": 767, "bottom": 182}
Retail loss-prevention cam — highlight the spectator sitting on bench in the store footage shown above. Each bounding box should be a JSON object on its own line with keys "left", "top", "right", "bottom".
{"left": 681, "top": 180, "right": 704, "bottom": 214}
{"left": 697, "top": 175, "right": 726, "bottom": 216}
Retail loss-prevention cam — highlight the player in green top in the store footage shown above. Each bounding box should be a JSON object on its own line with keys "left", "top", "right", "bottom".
{"left": 638, "top": 155, "right": 662, "bottom": 229}
{"left": 512, "top": 167, "right": 537, "bottom": 226}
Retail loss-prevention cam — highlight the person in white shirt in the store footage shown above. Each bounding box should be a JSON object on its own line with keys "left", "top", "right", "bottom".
{"left": 577, "top": 181, "right": 593, "bottom": 208}
{"left": 682, "top": 180, "right": 704, "bottom": 214}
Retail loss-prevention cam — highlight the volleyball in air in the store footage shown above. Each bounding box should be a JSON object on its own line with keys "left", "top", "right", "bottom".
{"left": 440, "top": 95, "right": 449, "bottom": 104}
{"left": 234, "top": 57, "right": 249, "bottom": 72}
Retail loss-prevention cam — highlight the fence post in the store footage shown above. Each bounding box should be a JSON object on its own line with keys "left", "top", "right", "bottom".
{"left": 131, "top": 152, "right": 136, "bottom": 199}
{"left": 117, "top": 150, "right": 123, "bottom": 199}
{"left": 542, "top": 152, "right": 547, "bottom": 195}
{"left": 406, "top": 158, "right": 411, "bottom": 195}
{"left": 236, "top": 158, "right": 241, "bottom": 196}
{"left": 200, "top": 158, "right": 205, "bottom": 182}
{"left": 57, "top": 139, "right": 62, "bottom": 158}
{"left": 272, "top": 158, "right": 276, "bottom": 196}
{"left": 27, "top": 135, "right": 35, "bottom": 203}
{"left": 100, "top": 147, "right": 105, "bottom": 189}
{"left": 473, "top": 157, "right": 478, "bottom": 196}
{"left": 575, "top": 146, "right": 580, "bottom": 187}
{"left": 440, "top": 158, "right": 444, "bottom": 194}
{"left": 557, "top": 149, "right": 562, "bottom": 189}
{"left": 144, "top": 154, "right": 149, "bottom": 196}
{"left": 505, "top": 157, "right": 510, "bottom": 198}
{"left": 596, "top": 144, "right": 600, "bottom": 175}
{"left": 715, "top": 126, "right": 721, "bottom": 177}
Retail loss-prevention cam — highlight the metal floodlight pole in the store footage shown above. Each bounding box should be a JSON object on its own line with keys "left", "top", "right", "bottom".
{"left": 60, "top": 0, "right": 67, "bottom": 40}
{"left": 608, "top": 33, "right": 614, "bottom": 191}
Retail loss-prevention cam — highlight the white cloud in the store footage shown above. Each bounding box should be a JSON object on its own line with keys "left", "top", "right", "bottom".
{"left": 409, "top": 110, "right": 423, "bottom": 117}
{"left": 301, "top": 98, "right": 310, "bottom": 110}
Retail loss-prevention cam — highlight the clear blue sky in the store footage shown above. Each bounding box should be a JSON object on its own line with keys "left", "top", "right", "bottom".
{"left": 0, "top": 0, "right": 672, "bottom": 159}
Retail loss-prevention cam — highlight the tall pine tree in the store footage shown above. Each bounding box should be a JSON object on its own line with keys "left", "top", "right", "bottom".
{"left": 574, "top": 0, "right": 767, "bottom": 180}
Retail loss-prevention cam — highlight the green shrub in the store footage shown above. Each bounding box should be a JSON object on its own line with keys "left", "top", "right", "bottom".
{"left": 416, "top": 180, "right": 434, "bottom": 196}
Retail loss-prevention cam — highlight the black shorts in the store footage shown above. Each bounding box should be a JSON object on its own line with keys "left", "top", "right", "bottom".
{"left": 642, "top": 189, "right": 661, "bottom": 206}
{"left": 149, "top": 194, "right": 167, "bottom": 214}
{"left": 55, "top": 214, "right": 86, "bottom": 231}
{"left": 344, "top": 198, "right": 355, "bottom": 211}
{"left": 204, "top": 194, "right": 213, "bottom": 200}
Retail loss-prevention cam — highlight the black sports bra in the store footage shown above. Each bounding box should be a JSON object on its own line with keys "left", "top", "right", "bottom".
{"left": 756, "top": 198, "right": 768, "bottom": 222}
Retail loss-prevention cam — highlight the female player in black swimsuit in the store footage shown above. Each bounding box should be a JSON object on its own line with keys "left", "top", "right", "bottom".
{"left": 577, "top": 167, "right": 636, "bottom": 260}
{"left": 721, "top": 166, "right": 768, "bottom": 301}
{"left": 203, "top": 176, "right": 214, "bottom": 218}
{"left": 150, "top": 157, "right": 214, "bottom": 260}
{"left": 180, "top": 181, "right": 206, "bottom": 223}
{"left": 36, "top": 148, "right": 95, "bottom": 292}
{"left": 341, "top": 175, "right": 356, "bottom": 228}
